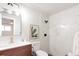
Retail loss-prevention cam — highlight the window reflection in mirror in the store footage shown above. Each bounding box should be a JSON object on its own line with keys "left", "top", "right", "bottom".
{"left": 2, "top": 18, "right": 14, "bottom": 36}
{"left": 0, "top": 12, "right": 21, "bottom": 36}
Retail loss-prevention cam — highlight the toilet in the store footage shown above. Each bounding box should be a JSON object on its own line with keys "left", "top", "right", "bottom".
{"left": 36, "top": 50, "right": 48, "bottom": 56}
{"left": 32, "top": 42, "right": 48, "bottom": 56}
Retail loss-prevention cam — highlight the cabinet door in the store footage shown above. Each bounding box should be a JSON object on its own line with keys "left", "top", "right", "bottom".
{"left": 25, "top": 44, "right": 32, "bottom": 56}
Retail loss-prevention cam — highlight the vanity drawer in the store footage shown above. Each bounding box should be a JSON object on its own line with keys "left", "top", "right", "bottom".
{"left": 0, "top": 44, "right": 32, "bottom": 56}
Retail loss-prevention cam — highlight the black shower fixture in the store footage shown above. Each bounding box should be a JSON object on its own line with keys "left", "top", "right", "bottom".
{"left": 44, "top": 33, "right": 47, "bottom": 37}
{"left": 44, "top": 20, "right": 48, "bottom": 23}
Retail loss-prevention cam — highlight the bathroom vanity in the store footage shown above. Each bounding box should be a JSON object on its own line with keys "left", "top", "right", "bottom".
{"left": 0, "top": 42, "right": 32, "bottom": 56}
{"left": 0, "top": 4, "right": 33, "bottom": 56}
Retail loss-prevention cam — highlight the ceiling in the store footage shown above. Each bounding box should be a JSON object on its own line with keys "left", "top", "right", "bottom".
{"left": 22, "top": 3, "right": 79, "bottom": 16}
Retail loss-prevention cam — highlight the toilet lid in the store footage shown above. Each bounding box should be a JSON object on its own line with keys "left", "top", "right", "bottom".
{"left": 36, "top": 50, "right": 48, "bottom": 56}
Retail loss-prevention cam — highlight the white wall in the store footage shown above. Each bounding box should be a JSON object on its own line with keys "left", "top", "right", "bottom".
{"left": 0, "top": 4, "right": 49, "bottom": 53}
{"left": 49, "top": 5, "right": 79, "bottom": 56}
{"left": 21, "top": 5, "right": 49, "bottom": 52}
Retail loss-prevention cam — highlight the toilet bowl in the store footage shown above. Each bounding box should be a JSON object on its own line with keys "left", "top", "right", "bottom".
{"left": 36, "top": 50, "right": 48, "bottom": 56}
{"left": 32, "top": 42, "right": 48, "bottom": 56}
{"left": 68, "top": 52, "right": 73, "bottom": 56}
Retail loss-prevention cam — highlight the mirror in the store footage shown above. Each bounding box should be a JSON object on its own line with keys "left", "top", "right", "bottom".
{"left": 0, "top": 11, "right": 22, "bottom": 36}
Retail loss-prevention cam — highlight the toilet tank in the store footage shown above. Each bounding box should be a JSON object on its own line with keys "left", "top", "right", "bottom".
{"left": 32, "top": 42, "right": 40, "bottom": 51}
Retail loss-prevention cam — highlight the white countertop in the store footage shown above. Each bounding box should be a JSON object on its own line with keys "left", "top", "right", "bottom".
{"left": 0, "top": 42, "right": 31, "bottom": 51}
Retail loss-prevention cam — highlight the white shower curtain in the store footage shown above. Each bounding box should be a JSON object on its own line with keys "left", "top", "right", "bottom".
{"left": 73, "top": 32, "right": 79, "bottom": 56}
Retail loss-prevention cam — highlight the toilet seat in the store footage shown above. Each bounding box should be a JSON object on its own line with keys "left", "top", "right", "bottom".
{"left": 36, "top": 50, "right": 48, "bottom": 56}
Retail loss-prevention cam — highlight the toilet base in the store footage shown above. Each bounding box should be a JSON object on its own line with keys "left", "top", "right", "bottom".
{"left": 32, "top": 51, "right": 37, "bottom": 56}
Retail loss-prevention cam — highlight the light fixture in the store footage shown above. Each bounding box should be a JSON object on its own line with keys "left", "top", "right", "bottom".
{"left": 15, "top": 12, "right": 20, "bottom": 16}
{"left": 7, "top": 10, "right": 12, "bottom": 14}
{"left": 8, "top": 3, "right": 13, "bottom": 7}
{"left": 7, "top": 3, "right": 20, "bottom": 16}
{"left": 0, "top": 7, "right": 4, "bottom": 12}
{"left": 7, "top": 3, "right": 19, "bottom": 8}
{"left": 0, "top": 3, "right": 20, "bottom": 16}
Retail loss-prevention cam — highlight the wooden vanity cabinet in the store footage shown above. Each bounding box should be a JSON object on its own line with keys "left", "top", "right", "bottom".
{"left": 0, "top": 44, "right": 32, "bottom": 56}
